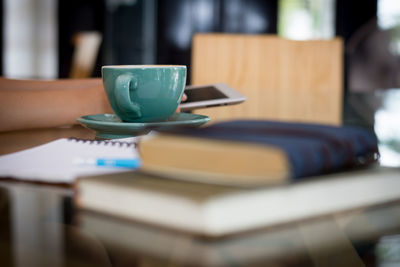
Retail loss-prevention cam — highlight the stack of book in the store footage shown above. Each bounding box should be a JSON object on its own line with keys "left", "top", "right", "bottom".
{"left": 75, "top": 120, "right": 400, "bottom": 237}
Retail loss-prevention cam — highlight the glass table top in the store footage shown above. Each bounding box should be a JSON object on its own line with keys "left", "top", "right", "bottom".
{"left": 0, "top": 89, "right": 399, "bottom": 266}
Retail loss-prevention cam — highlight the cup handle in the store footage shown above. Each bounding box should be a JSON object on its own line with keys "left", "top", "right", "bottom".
{"left": 114, "top": 73, "right": 141, "bottom": 120}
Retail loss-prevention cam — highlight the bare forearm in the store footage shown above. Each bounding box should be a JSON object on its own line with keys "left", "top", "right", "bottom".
{"left": 0, "top": 77, "right": 103, "bottom": 91}
{"left": 0, "top": 80, "right": 112, "bottom": 132}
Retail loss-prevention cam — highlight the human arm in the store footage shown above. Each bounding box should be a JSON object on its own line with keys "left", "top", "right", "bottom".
{"left": 0, "top": 77, "right": 187, "bottom": 132}
{"left": 0, "top": 78, "right": 112, "bottom": 132}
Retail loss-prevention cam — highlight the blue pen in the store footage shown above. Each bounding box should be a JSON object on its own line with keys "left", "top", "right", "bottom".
{"left": 74, "top": 157, "right": 141, "bottom": 168}
{"left": 97, "top": 158, "right": 141, "bottom": 168}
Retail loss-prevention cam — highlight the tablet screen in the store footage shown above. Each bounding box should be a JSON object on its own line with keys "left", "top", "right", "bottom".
{"left": 185, "top": 86, "right": 227, "bottom": 102}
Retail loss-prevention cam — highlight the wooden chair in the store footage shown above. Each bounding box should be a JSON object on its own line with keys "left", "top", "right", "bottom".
{"left": 69, "top": 31, "right": 102, "bottom": 78}
{"left": 191, "top": 34, "right": 344, "bottom": 125}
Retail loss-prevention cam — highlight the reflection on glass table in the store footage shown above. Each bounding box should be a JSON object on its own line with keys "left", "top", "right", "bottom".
{"left": 1, "top": 179, "right": 400, "bottom": 267}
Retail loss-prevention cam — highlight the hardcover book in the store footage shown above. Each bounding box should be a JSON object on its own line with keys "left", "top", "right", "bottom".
{"left": 139, "top": 120, "right": 379, "bottom": 186}
{"left": 75, "top": 167, "right": 400, "bottom": 237}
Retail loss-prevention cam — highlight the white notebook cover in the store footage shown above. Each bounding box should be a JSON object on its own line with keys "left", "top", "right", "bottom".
{"left": 0, "top": 137, "right": 139, "bottom": 183}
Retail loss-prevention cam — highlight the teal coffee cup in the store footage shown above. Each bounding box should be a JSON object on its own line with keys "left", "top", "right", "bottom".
{"left": 102, "top": 65, "right": 186, "bottom": 122}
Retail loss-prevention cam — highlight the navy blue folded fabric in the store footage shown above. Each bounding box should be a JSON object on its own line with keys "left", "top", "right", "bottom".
{"left": 163, "top": 120, "right": 379, "bottom": 179}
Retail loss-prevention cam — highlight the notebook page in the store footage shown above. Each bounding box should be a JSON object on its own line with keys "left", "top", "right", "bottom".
{"left": 0, "top": 137, "right": 139, "bottom": 183}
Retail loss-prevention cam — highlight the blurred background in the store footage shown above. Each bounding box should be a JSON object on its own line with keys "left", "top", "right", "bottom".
{"left": 1, "top": 0, "right": 400, "bottom": 92}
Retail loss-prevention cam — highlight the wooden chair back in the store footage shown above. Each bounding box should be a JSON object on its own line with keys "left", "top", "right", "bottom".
{"left": 191, "top": 34, "right": 344, "bottom": 125}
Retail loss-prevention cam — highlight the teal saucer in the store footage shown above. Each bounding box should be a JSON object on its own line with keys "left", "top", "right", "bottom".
{"left": 77, "top": 113, "right": 210, "bottom": 139}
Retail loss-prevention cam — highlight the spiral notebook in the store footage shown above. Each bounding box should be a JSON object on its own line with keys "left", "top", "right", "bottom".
{"left": 0, "top": 137, "right": 140, "bottom": 184}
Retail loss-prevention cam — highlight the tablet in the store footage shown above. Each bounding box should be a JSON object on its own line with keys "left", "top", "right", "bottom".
{"left": 179, "top": 83, "right": 246, "bottom": 111}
